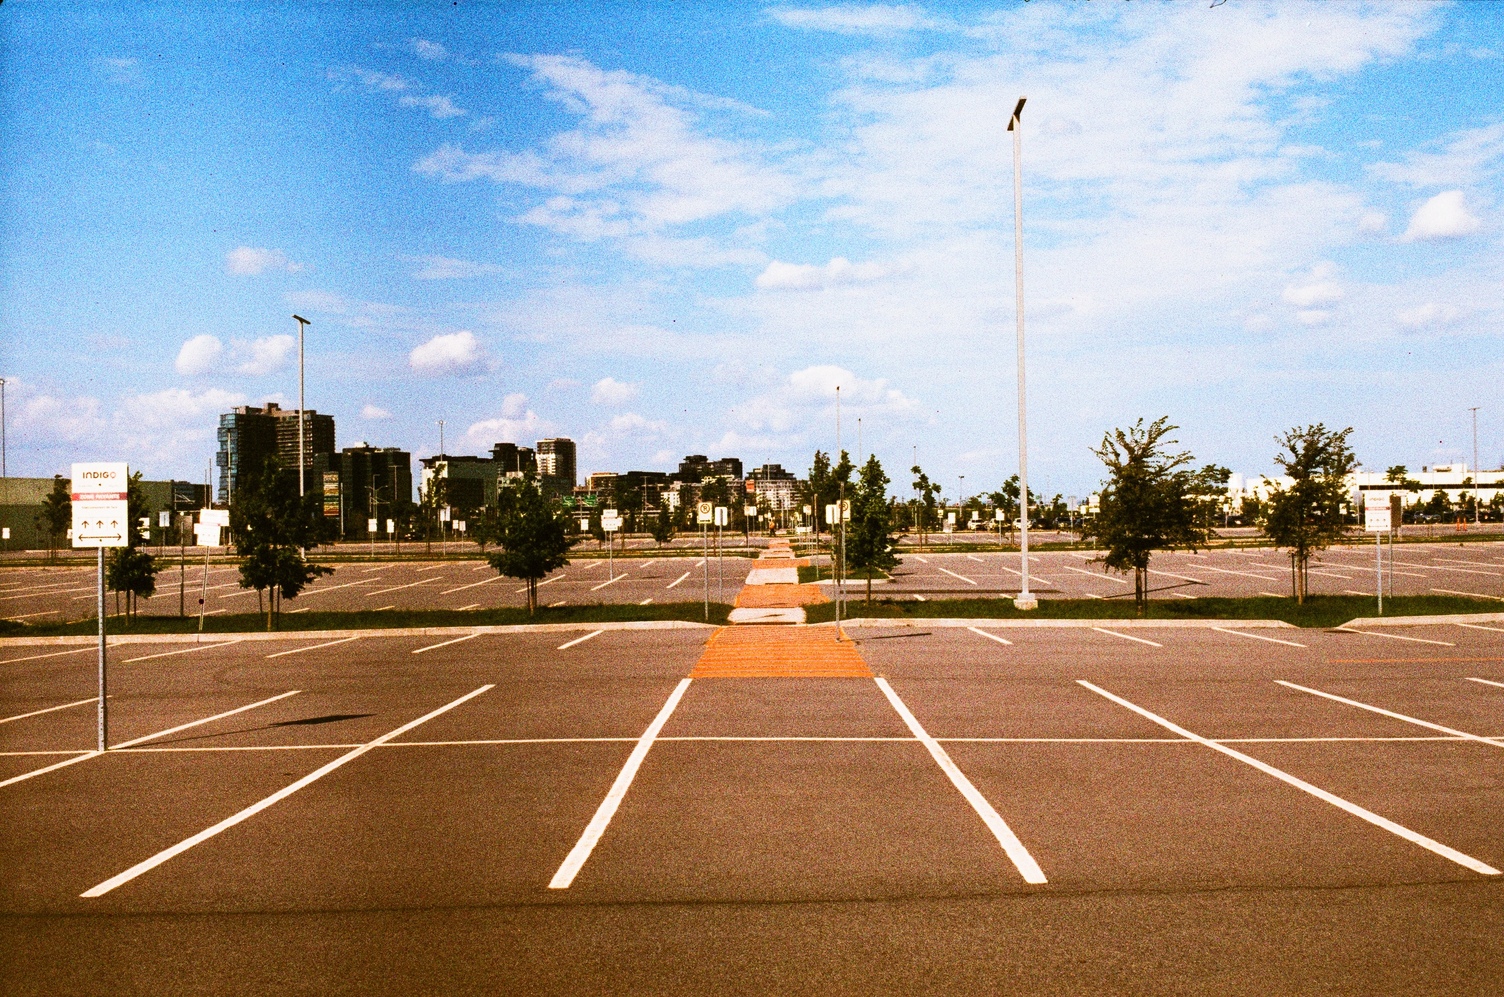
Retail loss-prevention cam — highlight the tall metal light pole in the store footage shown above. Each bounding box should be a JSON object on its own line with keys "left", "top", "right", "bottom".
{"left": 1008, "top": 96, "right": 1037, "bottom": 610}
{"left": 1470, "top": 406, "right": 1481, "bottom": 526}
{"left": 0, "top": 376, "right": 7, "bottom": 477}
{"left": 958, "top": 474, "right": 965, "bottom": 528}
{"left": 293, "top": 316, "right": 310, "bottom": 497}
{"left": 835, "top": 385, "right": 843, "bottom": 639}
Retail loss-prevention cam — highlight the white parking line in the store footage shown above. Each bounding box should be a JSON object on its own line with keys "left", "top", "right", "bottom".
{"left": 111, "top": 690, "right": 302, "bottom": 749}
{"left": 1076, "top": 680, "right": 1499, "bottom": 877}
{"left": 1059, "top": 565, "right": 1131, "bottom": 585}
{"left": 1432, "top": 588, "right": 1504, "bottom": 602}
{"left": 967, "top": 555, "right": 985, "bottom": 563}
{"left": 265, "top": 636, "right": 361, "bottom": 659}
{"left": 1336, "top": 628, "right": 1455, "bottom": 647}
{"left": 913, "top": 555, "right": 930, "bottom": 564}
{"left": 1091, "top": 628, "right": 1163, "bottom": 647}
{"left": 558, "top": 630, "right": 604, "bottom": 650}
{"left": 549, "top": 678, "right": 691, "bottom": 889}
{"left": 123, "top": 640, "right": 244, "bottom": 663}
{"left": 1467, "top": 677, "right": 1504, "bottom": 689}
{"left": 412, "top": 632, "right": 481, "bottom": 655}
{"left": 936, "top": 566, "right": 977, "bottom": 586}
{"left": 1211, "top": 627, "right": 1307, "bottom": 648}
{"left": 590, "top": 574, "right": 626, "bottom": 591}
{"left": 639, "top": 598, "right": 653, "bottom": 605}
{"left": 516, "top": 576, "right": 562, "bottom": 594}
{"left": 875, "top": 677, "right": 1046, "bottom": 884}
{"left": 1197, "top": 565, "right": 1280, "bottom": 581}
{"left": 296, "top": 579, "right": 380, "bottom": 597}
{"left": 1146, "top": 569, "right": 1205, "bottom": 585}
{"left": 666, "top": 571, "right": 692, "bottom": 589}
{"left": 967, "top": 627, "right": 1013, "bottom": 646}
{"left": 0, "top": 697, "right": 98, "bottom": 725}
{"left": 442, "top": 575, "right": 502, "bottom": 595}
{"left": 366, "top": 577, "right": 440, "bottom": 597}
{"left": 0, "top": 647, "right": 95, "bottom": 665}
{"left": 81, "top": 684, "right": 494, "bottom": 897}
{"left": 1275, "top": 680, "right": 1504, "bottom": 748}
{"left": 1457, "top": 623, "right": 1504, "bottom": 634}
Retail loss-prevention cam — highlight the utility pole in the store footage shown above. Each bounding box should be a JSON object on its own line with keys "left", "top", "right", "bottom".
{"left": 0, "top": 376, "right": 7, "bottom": 477}
{"left": 836, "top": 385, "right": 844, "bottom": 639}
{"left": 293, "top": 316, "right": 310, "bottom": 498}
{"left": 1467, "top": 409, "right": 1479, "bottom": 526}
{"left": 1008, "top": 96, "right": 1036, "bottom": 610}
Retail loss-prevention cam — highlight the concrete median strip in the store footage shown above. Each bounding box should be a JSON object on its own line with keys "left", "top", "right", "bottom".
{"left": 1077, "top": 680, "right": 1501, "bottom": 877}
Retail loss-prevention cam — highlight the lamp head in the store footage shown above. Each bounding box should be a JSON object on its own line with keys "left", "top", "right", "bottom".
{"left": 292, "top": 314, "right": 310, "bottom": 326}
{"left": 1007, "top": 97, "right": 1026, "bottom": 131}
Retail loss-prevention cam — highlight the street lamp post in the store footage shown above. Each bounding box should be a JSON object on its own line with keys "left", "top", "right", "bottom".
{"left": 1467, "top": 409, "right": 1479, "bottom": 529}
{"left": 0, "top": 376, "right": 7, "bottom": 477}
{"left": 958, "top": 474, "right": 965, "bottom": 531}
{"left": 292, "top": 316, "right": 310, "bottom": 498}
{"left": 1008, "top": 96, "right": 1037, "bottom": 611}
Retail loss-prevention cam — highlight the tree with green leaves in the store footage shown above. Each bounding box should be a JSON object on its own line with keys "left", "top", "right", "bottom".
{"left": 37, "top": 475, "right": 71, "bottom": 563}
{"left": 417, "top": 477, "right": 446, "bottom": 555}
{"left": 910, "top": 465, "right": 943, "bottom": 545}
{"left": 847, "top": 455, "right": 902, "bottom": 603}
{"left": 105, "top": 472, "right": 159, "bottom": 620}
{"left": 650, "top": 508, "right": 675, "bottom": 546}
{"left": 1259, "top": 423, "right": 1357, "bottom": 603}
{"left": 487, "top": 478, "right": 572, "bottom": 614}
{"left": 1080, "top": 417, "right": 1212, "bottom": 611}
{"left": 1195, "top": 464, "right": 1233, "bottom": 528}
{"left": 231, "top": 458, "right": 333, "bottom": 630}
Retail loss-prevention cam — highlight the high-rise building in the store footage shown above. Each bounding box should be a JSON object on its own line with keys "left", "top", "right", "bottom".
{"left": 216, "top": 402, "right": 336, "bottom": 502}
{"left": 536, "top": 438, "right": 577, "bottom": 489}
{"left": 490, "top": 442, "right": 537, "bottom": 477}
{"left": 675, "top": 454, "right": 743, "bottom": 483}
{"left": 337, "top": 445, "right": 412, "bottom": 538}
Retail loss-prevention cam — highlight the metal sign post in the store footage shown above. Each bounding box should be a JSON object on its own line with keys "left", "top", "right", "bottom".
{"left": 602, "top": 509, "right": 621, "bottom": 580}
{"left": 697, "top": 502, "right": 713, "bottom": 620}
{"left": 1363, "top": 493, "right": 1392, "bottom": 615}
{"left": 72, "top": 462, "right": 130, "bottom": 753}
{"left": 714, "top": 507, "right": 728, "bottom": 605}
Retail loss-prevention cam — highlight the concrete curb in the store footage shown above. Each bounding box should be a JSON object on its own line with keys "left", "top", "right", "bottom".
{"left": 0, "top": 619, "right": 715, "bottom": 648}
{"left": 1340, "top": 612, "right": 1504, "bottom": 628}
{"left": 822, "top": 617, "right": 1298, "bottom": 630}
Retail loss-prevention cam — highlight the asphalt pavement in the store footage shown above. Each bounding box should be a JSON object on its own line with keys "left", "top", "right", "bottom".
{"left": 3, "top": 618, "right": 1504, "bottom": 993}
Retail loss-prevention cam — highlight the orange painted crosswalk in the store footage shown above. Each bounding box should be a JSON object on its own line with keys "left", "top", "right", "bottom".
{"left": 690, "top": 624, "right": 871, "bottom": 678}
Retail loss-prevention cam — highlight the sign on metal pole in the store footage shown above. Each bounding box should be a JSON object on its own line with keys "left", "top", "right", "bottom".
{"left": 744, "top": 504, "right": 758, "bottom": 518}
{"left": 714, "top": 506, "right": 728, "bottom": 527}
{"left": 73, "top": 462, "right": 129, "bottom": 755}
{"left": 1363, "top": 492, "right": 1392, "bottom": 533}
{"left": 696, "top": 501, "right": 714, "bottom": 525}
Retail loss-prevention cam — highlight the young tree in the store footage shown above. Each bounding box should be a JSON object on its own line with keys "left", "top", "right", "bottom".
{"left": 847, "top": 455, "right": 902, "bottom": 603}
{"left": 911, "top": 465, "right": 942, "bottom": 545}
{"left": 231, "top": 458, "right": 333, "bottom": 630}
{"left": 1080, "top": 417, "right": 1211, "bottom": 611}
{"left": 105, "top": 472, "right": 159, "bottom": 620}
{"left": 1259, "top": 423, "right": 1357, "bottom": 603}
{"left": 37, "top": 475, "right": 71, "bottom": 563}
{"left": 417, "top": 478, "right": 446, "bottom": 555}
{"left": 650, "top": 508, "right": 675, "bottom": 546}
{"left": 488, "top": 479, "right": 572, "bottom": 614}
{"left": 1195, "top": 464, "right": 1233, "bottom": 528}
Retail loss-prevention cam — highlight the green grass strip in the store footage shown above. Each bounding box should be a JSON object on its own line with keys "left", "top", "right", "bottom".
{"left": 805, "top": 594, "right": 1500, "bottom": 629}
{"left": 0, "top": 602, "right": 732, "bottom": 638}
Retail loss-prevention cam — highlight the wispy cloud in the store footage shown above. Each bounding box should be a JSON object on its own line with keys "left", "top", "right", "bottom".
{"left": 409, "top": 255, "right": 506, "bottom": 279}
{"left": 399, "top": 94, "right": 466, "bottom": 119}
{"left": 768, "top": 4, "right": 946, "bottom": 35}
{"left": 410, "top": 330, "right": 483, "bottom": 375}
{"left": 226, "top": 246, "right": 303, "bottom": 275}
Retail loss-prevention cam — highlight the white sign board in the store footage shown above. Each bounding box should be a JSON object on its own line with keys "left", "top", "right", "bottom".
{"left": 744, "top": 504, "right": 758, "bottom": 518}
{"left": 1364, "top": 492, "right": 1393, "bottom": 533}
{"left": 194, "top": 508, "right": 230, "bottom": 548}
{"left": 602, "top": 515, "right": 622, "bottom": 533}
{"left": 368, "top": 518, "right": 379, "bottom": 534}
{"left": 994, "top": 509, "right": 1006, "bottom": 522}
{"left": 713, "top": 506, "right": 728, "bottom": 527}
{"left": 386, "top": 518, "right": 395, "bottom": 534}
{"left": 2, "top": 528, "right": 9, "bottom": 540}
{"left": 71, "top": 462, "right": 130, "bottom": 548}
{"left": 159, "top": 511, "right": 171, "bottom": 528}
{"left": 697, "top": 501, "right": 714, "bottom": 525}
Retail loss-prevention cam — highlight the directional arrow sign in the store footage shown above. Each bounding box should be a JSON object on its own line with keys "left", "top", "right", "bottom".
{"left": 72, "top": 462, "right": 130, "bottom": 548}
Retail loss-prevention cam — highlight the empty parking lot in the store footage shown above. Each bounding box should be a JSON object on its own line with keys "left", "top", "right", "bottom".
{"left": 3, "top": 616, "right": 1504, "bottom": 993}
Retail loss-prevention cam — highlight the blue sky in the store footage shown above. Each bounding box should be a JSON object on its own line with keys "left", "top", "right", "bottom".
{"left": 2, "top": 2, "right": 1500, "bottom": 500}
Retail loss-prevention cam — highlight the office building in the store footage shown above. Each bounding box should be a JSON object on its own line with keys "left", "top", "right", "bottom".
{"left": 537, "top": 437, "right": 577, "bottom": 489}
{"left": 491, "top": 442, "right": 537, "bottom": 478}
{"left": 337, "top": 445, "right": 413, "bottom": 538}
{"left": 418, "top": 454, "right": 497, "bottom": 515}
{"left": 215, "top": 402, "right": 335, "bottom": 502}
{"left": 675, "top": 454, "right": 743, "bottom": 483}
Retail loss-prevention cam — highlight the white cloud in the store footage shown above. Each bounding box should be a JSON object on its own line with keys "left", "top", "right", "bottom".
{"left": 1357, "top": 211, "right": 1388, "bottom": 234}
{"left": 1370, "top": 122, "right": 1504, "bottom": 188}
{"left": 17, "top": 393, "right": 106, "bottom": 443}
{"left": 1401, "top": 190, "right": 1482, "bottom": 241}
{"left": 769, "top": 5, "right": 943, "bottom": 35}
{"left": 736, "top": 365, "right": 920, "bottom": 435}
{"left": 175, "top": 334, "right": 224, "bottom": 375}
{"left": 225, "top": 246, "right": 303, "bottom": 275}
{"left": 410, "top": 255, "right": 506, "bottom": 279}
{"left": 1396, "top": 302, "right": 1461, "bottom": 329}
{"left": 236, "top": 335, "right": 296, "bottom": 376}
{"left": 94, "top": 56, "right": 141, "bottom": 85}
{"left": 329, "top": 65, "right": 412, "bottom": 93}
{"left": 410, "top": 38, "right": 448, "bottom": 60}
{"left": 399, "top": 94, "right": 466, "bottom": 119}
{"left": 466, "top": 393, "right": 544, "bottom": 443}
{"left": 607, "top": 412, "right": 667, "bottom": 435}
{"left": 591, "top": 377, "right": 639, "bottom": 405}
{"left": 409, "top": 331, "right": 483, "bottom": 374}
{"left": 116, "top": 387, "right": 246, "bottom": 430}
{"left": 361, "top": 404, "right": 392, "bottom": 419}
{"left": 1281, "top": 262, "right": 1343, "bottom": 307}
{"left": 755, "top": 257, "right": 891, "bottom": 291}
{"left": 1295, "top": 310, "right": 1332, "bottom": 326}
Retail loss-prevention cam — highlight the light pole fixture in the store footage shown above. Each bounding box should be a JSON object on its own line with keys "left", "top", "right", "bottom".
{"left": 1008, "top": 95, "right": 1037, "bottom": 610}
{"left": 1470, "top": 406, "right": 1481, "bottom": 526}
{"left": 292, "top": 315, "right": 310, "bottom": 498}
{"left": 0, "top": 376, "right": 7, "bottom": 478}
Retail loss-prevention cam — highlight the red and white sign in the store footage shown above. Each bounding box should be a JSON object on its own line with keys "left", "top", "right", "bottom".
{"left": 71, "top": 462, "right": 130, "bottom": 548}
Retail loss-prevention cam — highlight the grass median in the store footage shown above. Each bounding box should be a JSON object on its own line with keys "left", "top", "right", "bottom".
{"left": 0, "top": 602, "right": 733, "bottom": 638}
{"left": 805, "top": 594, "right": 1501, "bottom": 629}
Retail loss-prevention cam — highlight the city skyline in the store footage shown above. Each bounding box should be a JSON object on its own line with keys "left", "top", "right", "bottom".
{"left": 2, "top": 3, "right": 1500, "bottom": 494}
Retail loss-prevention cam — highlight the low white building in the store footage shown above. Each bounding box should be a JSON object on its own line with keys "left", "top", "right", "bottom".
{"left": 1228, "top": 464, "right": 1501, "bottom": 511}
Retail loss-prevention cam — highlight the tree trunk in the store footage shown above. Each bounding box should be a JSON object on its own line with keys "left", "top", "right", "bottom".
{"left": 866, "top": 574, "right": 872, "bottom": 605}
{"left": 267, "top": 588, "right": 274, "bottom": 631}
{"left": 528, "top": 578, "right": 537, "bottom": 615}
{"left": 1135, "top": 567, "right": 1146, "bottom": 614}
